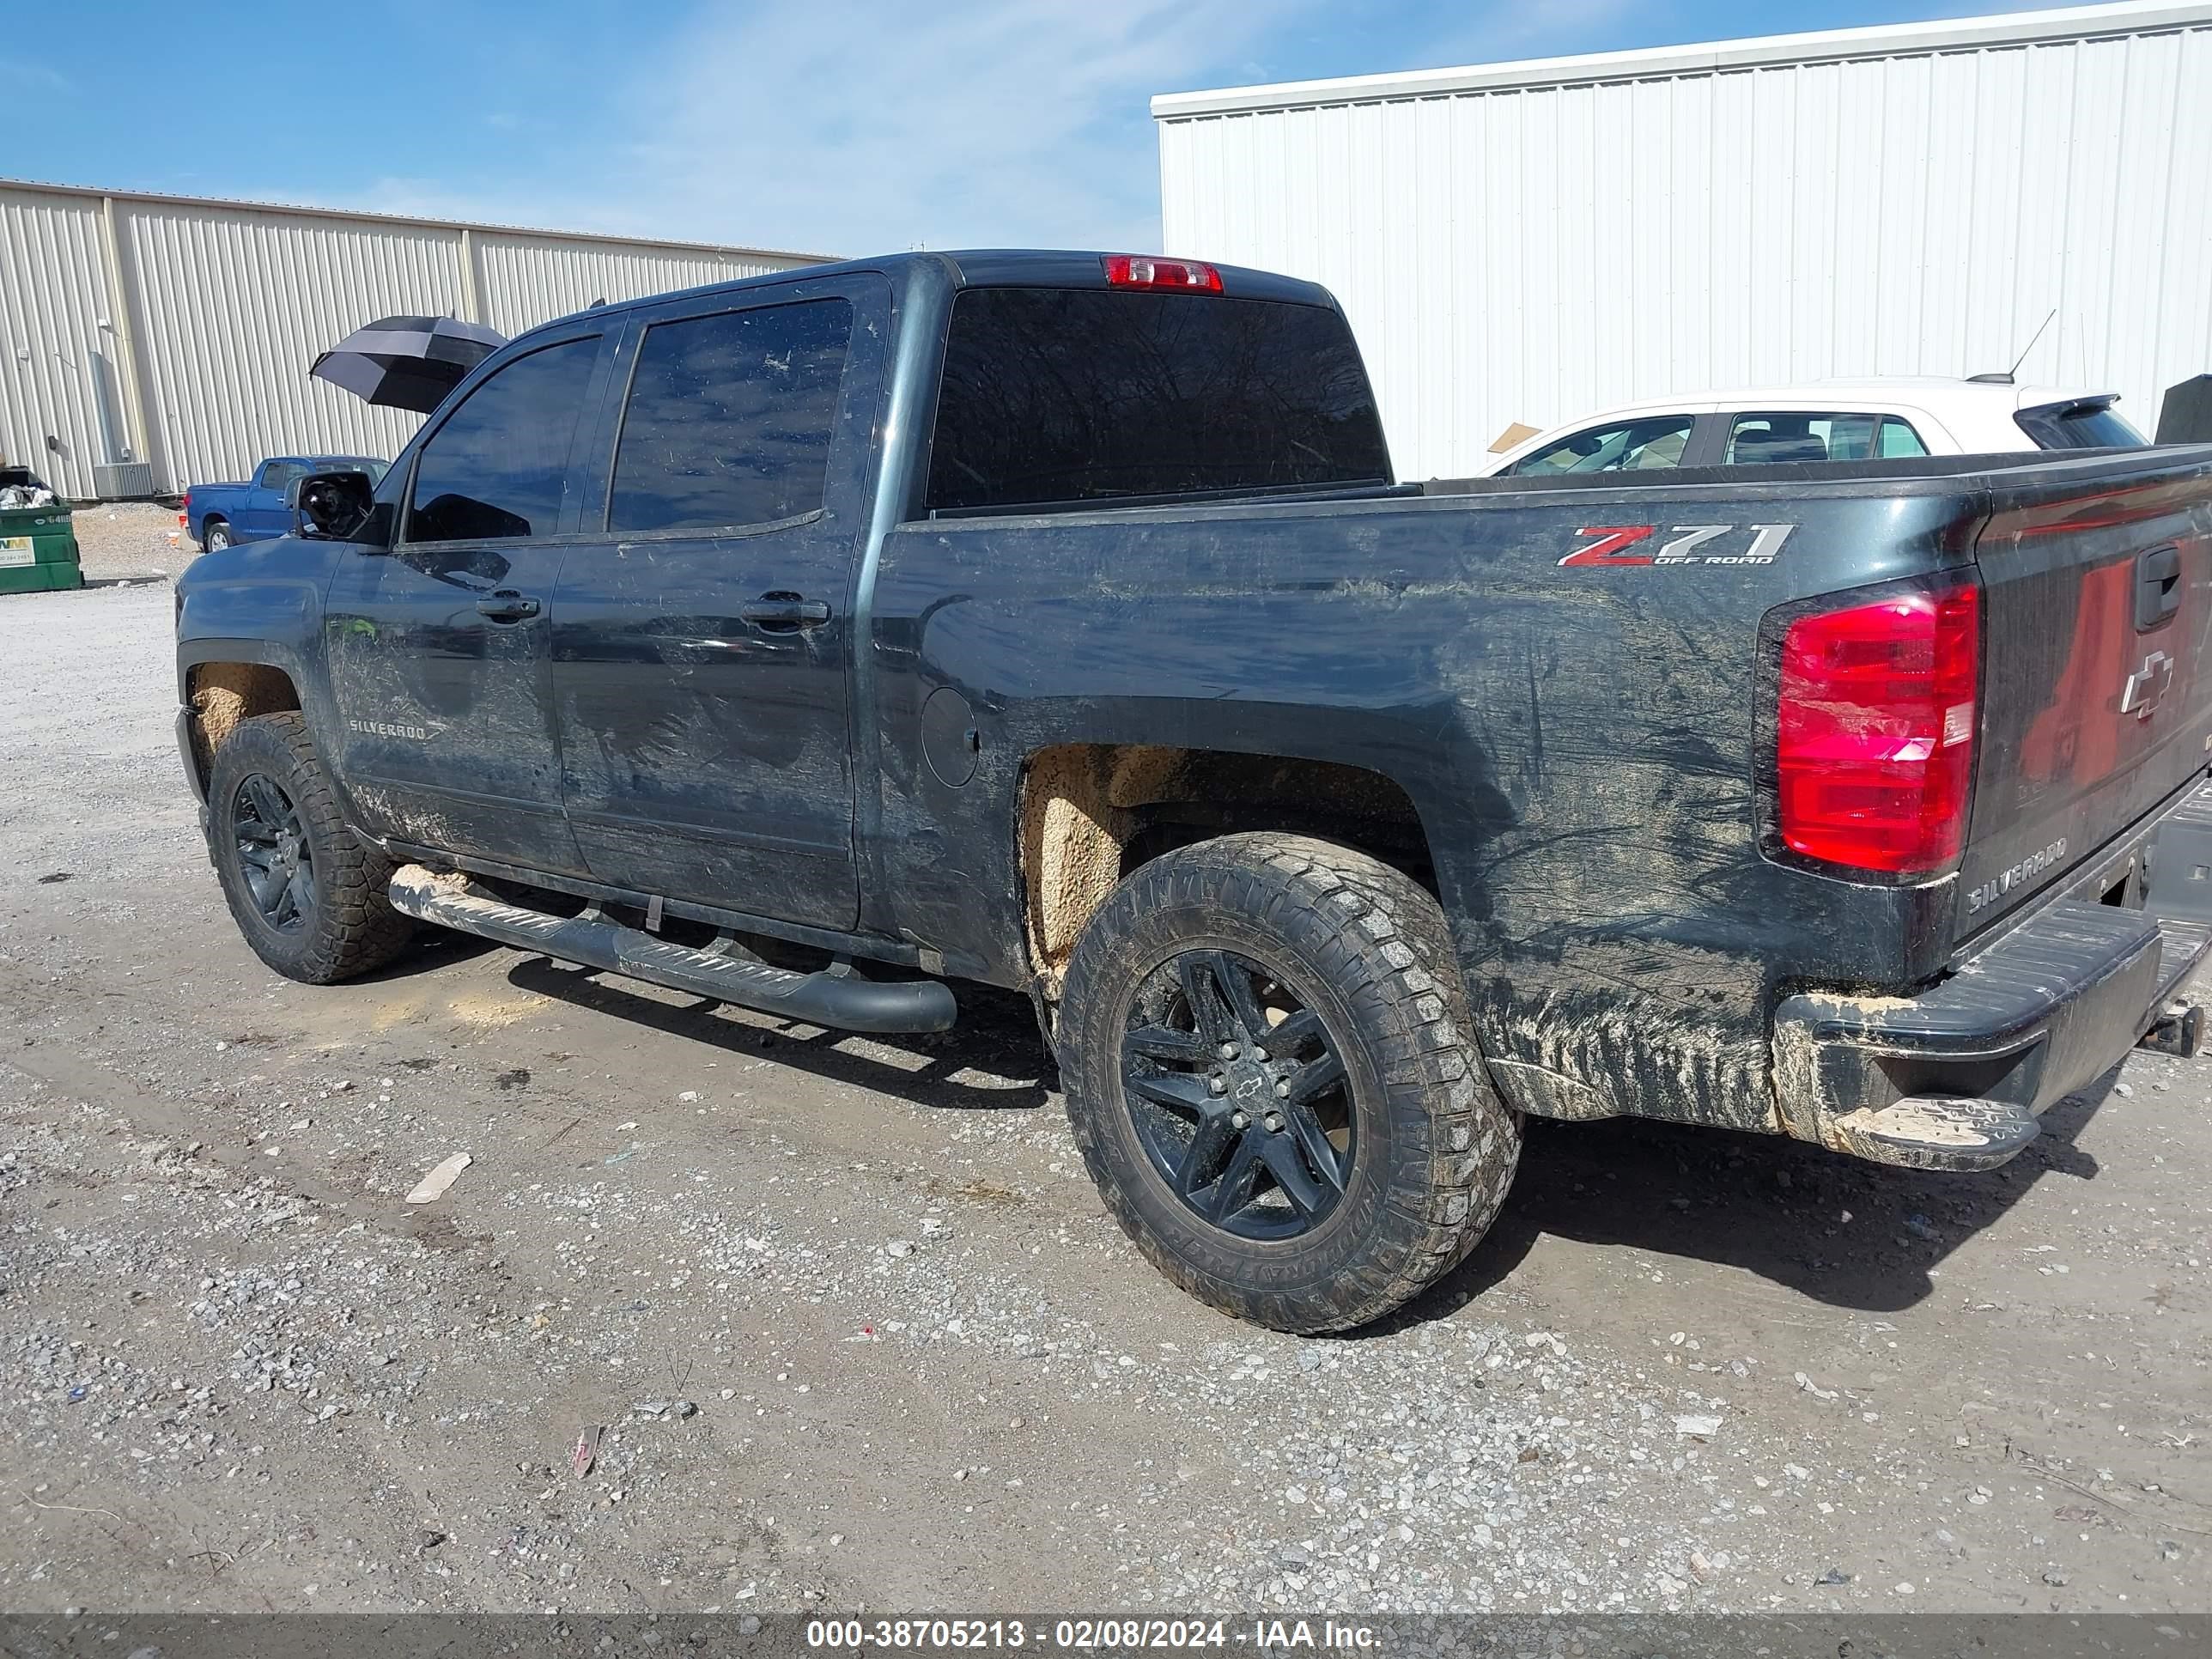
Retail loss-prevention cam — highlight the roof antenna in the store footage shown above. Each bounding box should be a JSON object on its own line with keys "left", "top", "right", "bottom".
{"left": 1969, "top": 309, "right": 2056, "bottom": 386}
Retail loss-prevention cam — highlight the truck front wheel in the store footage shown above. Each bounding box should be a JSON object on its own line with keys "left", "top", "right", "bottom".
{"left": 206, "top": 711, "right": 415, "bottom": 985}
{"left": 1057, "top": 833, "right": 1520, "bottom": 1334}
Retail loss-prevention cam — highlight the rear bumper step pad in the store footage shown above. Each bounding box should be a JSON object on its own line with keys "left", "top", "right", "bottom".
{"left": 1774, "top": 899, "right": 2206, "bottom": 1172}
{"left": 386, "top": 865, "right": 957, "bottom": 1035}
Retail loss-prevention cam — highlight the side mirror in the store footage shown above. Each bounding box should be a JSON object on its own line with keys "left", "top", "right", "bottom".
{"left": 293, "top": 469, "right": 380, "bottom": 544}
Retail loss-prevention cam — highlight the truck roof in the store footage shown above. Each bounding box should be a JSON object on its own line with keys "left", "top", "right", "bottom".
{"left": 1553, "top": 378, "right": 2119, "bottom": 422}
{"left": 529, "top": 250, "right": 1343, "bottom": 340}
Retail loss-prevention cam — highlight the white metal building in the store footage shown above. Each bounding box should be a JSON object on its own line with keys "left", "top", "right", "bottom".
{"left": 1154, "top": 0, "right": 2212, "bottom": 481}
{"left": 0, "top": 179, "right": 824, "bottom": 500}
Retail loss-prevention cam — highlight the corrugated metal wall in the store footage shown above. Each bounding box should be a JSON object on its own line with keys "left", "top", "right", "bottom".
{"left": 473, "top": 234, "right": 799, "bottom": 337}
{"left": 0, "top": 180, "right": 823, "bottom": 498}
{"left": 1157, "top": 3, "right": 2212, "bottom": 482}
{"left": 0, "top": 191, "right": 116, "bottom": 501}
{"left": 126, "top": 201, "right": 463, "bottom": 493}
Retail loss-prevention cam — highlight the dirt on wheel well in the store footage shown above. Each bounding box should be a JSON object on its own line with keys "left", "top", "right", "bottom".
{"left": 1017, "top": 742, "right": 1433, "bottom": 994}
{"left": 186, "top": 660, "right": 300, "bottom": 786}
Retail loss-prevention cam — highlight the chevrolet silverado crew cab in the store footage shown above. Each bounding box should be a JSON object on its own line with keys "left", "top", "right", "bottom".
{"left": 174, "top": 251, "right": 2212, "bottom": 1334}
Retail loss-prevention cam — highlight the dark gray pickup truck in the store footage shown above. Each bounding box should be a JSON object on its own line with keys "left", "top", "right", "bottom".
{"left": 174, "top": 250, "right": 2212, "bottom": 1333}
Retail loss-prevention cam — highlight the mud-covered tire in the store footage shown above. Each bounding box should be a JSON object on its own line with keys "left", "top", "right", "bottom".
{"left": 1057, "top": 832, "right": 1521, "bottom": 1334}
{"left": 206, "top": 711, "right": 414, "bottom": 985}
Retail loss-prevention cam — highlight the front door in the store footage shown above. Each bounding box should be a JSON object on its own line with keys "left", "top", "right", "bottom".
{"left": 552, "top": 276, "right": 888, "bottom": 929}
{"left": 237, "top": 461, "right": 299, "bottom": 542}
{"left": 325, "top": 328, "right": 608, "bottom": 876}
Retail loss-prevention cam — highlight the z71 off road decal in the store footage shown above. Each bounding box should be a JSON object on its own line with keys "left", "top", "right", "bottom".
{"left": 1559, "top": 524, "right": 1796, "bottom": 567}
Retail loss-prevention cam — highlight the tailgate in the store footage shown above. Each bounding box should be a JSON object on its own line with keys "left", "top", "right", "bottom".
{"left": 1961, "top": 450, "right": 2212, "bottom": 938}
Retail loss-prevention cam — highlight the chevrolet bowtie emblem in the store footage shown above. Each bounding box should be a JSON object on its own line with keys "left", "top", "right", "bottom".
{"left": 2121, "top": 649, "right": 2174, "bottom": 720}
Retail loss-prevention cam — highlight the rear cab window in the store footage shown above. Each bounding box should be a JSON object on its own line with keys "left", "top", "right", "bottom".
{"left": 1511, "top": 416, "right": 1692, "bottom": 475}
{"left": 1725, "top": 411, "right": 1928, "bottom": 465}
{"left": 924, "top": 287, "right": 1389, "bottom": 514}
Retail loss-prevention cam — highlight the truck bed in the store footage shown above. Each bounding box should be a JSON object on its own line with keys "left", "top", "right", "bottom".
{"left": 873, "top": 442, "right": 2212, "bottom": 1138}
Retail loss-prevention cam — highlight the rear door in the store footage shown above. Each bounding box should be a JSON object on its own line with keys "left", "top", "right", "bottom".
{"left": 1960, "top": 452, "right": 2212, "bottom": 936}
{"left": 325, "top": 326, "right": 611, "bottom": 875}
{"left": 551, "top": 273, "right": 890, "bottom": 929}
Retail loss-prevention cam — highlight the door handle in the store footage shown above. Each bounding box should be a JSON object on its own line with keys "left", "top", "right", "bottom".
{"left": 738, "top": 592, "right": 831, "bottom": 632}
{"left": 2137, "top": 545, "right": 2182, "bottom": 631}
{"left": 476, "top": 591, "right": 542, "bottom": 623}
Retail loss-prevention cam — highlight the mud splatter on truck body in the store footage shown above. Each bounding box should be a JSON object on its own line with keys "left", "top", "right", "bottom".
{"left": 176, "top": 248, "right": 2212, "bottom": 1174}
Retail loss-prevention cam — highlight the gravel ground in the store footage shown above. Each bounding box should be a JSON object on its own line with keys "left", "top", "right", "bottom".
{"left": 2, "top": 580, "right": 2209, "bottom": 1617}
{"left": 67, "top": 502, "right": 190, "bottom": 585}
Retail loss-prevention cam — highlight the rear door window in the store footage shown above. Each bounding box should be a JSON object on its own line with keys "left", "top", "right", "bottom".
{"left": 925, "top": 288, "right": 1389, "bottom": 513}
{"left": 1726, "top": 411, "right": 1929, "bottom": 464}
{"left": 406, "top": 337, "right": 601, "bottom": 543}
{"left": 609, "top": 298, "right": 854, "bottom": 533}
{"left": 1511, "top": 416, "right": 1692, "bottom": 475}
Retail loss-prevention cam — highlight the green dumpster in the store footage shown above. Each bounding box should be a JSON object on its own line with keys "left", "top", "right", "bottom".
{"left": 0, "top": 469, "right": 82, "bottom": 597}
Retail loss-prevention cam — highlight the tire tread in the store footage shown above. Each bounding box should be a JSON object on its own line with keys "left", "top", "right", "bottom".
{"left": 1059, "top": 832, "right": 1520, "bottom": 1334}
{"left": 208, "top": 711, "right": 413, "bottom": 985}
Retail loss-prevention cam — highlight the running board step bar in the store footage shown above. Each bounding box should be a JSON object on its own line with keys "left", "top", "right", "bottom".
{"left": 386, "top": 865, "right": 957, "bottom": 1034}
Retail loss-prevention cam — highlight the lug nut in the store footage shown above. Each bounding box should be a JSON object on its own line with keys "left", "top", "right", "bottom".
{"left": 1275, "top": 1079, "right": 1291, "bottom": 1097}
{"left": 1218, "top": 1042, "right": 1237, "bottom": 1060}
{"left": 1208, "top": 1076, "right": 1227, "bottom": 1095}
{"left": 1230, "top": 1111, "right": 1248, "bottom": 1130}
{"left": 1264, "top": 1113, "right": 1285, "bottom": 1133}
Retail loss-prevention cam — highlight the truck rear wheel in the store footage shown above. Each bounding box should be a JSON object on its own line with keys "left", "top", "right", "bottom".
{"left": 206, "top": 711, "right": 415, "bottom": 985}
{"left": 1057, "top": 833, "right": 1520, "bottom": 1334}
{"left": 201, "top": 518, "right": 230, "bottom": 552}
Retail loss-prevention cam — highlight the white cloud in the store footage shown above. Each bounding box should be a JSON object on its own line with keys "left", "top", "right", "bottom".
{"left": 351, "top": 0, "right": 1656, "bottom": 256}
{"left": 600, "top": 0, "right": 1334, "bottom": 255}
{"left": 386, "top": 0, "right": 1320, "bottom": 257}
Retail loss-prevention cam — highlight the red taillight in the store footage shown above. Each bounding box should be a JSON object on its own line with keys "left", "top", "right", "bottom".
{"left": 1101, "top": 253, "right": 1223, "bottom": 292}
{"left": 1775, "top": 581, "right": 1980, "bottom": 874}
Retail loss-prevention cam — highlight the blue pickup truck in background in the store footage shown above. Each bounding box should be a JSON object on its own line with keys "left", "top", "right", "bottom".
{"left": 186, "top": 454, "right": 386, "bottom": 551}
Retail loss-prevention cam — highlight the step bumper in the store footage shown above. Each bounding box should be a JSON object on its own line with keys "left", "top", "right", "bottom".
{"left": 1773, "top": 898, "right": 2210, "bottom": 1173}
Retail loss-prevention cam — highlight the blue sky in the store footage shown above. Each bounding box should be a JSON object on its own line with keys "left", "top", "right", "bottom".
{"left": 8, "top": 0, "right": 2074, "bottom": 256}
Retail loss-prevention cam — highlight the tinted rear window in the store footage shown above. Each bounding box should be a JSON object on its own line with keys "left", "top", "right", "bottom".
{"left": 2016, "top": 400, "right": 2146, "bottom": 450}
{"left": 925, "top": 287, "right": 1389, "bottom": 514}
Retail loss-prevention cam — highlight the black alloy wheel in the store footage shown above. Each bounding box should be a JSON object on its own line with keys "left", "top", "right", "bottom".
{"left": 1121, "top": 947, "right": 1355, "bottom": 1240}
{"left": 231, "top": 772, "right": 315, "bottom": 933}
